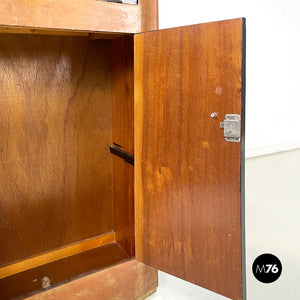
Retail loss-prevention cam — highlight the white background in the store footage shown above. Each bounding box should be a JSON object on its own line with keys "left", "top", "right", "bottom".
{"left": 148, "top": 0, "right": 300, "bottom": 299}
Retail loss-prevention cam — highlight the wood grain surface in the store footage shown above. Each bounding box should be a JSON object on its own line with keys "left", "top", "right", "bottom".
{"left": 140, "top": 0, "right": 159, "bottom": 32}
{"left": 135, "top": 19, "right": 245, "bottom": 300}
{"left": 24, "top": 259, "right": 157, "bottom": 300}
{"left": 0, "top": 28, "right": 129, "bottom": 40}
{"left": 0, "top": 34, "right": 113, "bottom": 266}
{"left": 0, "top": 243, "right": 130, "bottom": 299}
{"left": 0, "top": 232, "right": 116, "bottom": 279}
{"left": 0, "top": 0, "right": 139, "bottom": 34}
{"left": 111, "top": 36, "right": 135, "bottom": 256}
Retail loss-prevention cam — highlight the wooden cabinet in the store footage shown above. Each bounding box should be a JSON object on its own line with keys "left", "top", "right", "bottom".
{"left": 0, "top": 2, "right": 245, "bottom": 300}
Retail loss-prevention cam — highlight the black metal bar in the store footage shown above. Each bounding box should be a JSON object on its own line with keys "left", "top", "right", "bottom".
{"left": 109, "top": 146, "right": 134, "bottom": 165}
{"left": 99, "top": 0, "right": 138, "bottom": 4}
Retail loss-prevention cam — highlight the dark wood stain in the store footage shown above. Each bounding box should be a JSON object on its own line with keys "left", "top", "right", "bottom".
{"left": 135, "top": 19, "right": 244, "bottom": 300}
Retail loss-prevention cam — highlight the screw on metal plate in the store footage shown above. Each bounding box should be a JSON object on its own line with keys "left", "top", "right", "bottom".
{"left": 210, "top": 112, "right": 218, "bottom": 119}
{"left": 41, "top": 276, "right": 51, "bottom": 289}
{"left": 220, "top": 114, "right": 241, "bottom": 142}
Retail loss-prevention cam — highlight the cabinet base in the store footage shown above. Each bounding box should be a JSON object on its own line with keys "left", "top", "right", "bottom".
{"left": 25, "top": 259, "right": 158, "bottom": 300}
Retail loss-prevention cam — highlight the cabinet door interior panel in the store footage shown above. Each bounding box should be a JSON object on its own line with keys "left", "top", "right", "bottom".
{"left": 135, "top": 19, "right": 245, "bottom": 300}
{"left": 0, "top": 34, "right": 114, "bottom": 265}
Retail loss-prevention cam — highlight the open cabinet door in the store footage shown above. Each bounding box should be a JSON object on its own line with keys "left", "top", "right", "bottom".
{"left": 134, "top": 19, "right": 246, "bottom": 300}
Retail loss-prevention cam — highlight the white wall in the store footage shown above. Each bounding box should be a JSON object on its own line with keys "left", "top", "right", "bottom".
{"left": 245, "top": 149, "right": 300, "bottom": 300}
{"left": 158, "top": 0, "right": 300, "bottom": 156}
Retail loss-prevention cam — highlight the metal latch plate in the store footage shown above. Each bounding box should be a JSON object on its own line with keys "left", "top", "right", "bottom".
{"left": 220, "top": 114, "right": 241, "bottom": 142}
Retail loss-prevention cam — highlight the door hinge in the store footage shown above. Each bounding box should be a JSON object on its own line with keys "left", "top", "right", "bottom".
{"left": 220, "top": 114, "right": 241, "bottom": 142}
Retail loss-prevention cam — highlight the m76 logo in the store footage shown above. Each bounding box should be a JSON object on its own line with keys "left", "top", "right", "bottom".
{"left": 255, "top": 264, "right": 279, "bottom": 274}
{"left": 252, "top": 254, "right": 282, "bottom": 283}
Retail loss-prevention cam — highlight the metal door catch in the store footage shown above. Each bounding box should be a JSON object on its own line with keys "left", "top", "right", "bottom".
{"left": 220, "top": 114, "right": 241, "bottom": 142}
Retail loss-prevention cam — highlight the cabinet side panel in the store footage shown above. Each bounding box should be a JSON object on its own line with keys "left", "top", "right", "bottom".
{"left": 135, "top": 19, "right": 244, "bottom": 300}
{"left": 140, "top": 0, "right": 159, "bottom": 32}
{"left": 111, "top": 36, "right": 135, "bottom": 256}
{"left": 0, "top": 34, "right": 113, "bottom": 265}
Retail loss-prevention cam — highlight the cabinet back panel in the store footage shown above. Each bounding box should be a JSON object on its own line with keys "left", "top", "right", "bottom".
{"left": 0, "top": 34, "right": 113, "bottom": 266}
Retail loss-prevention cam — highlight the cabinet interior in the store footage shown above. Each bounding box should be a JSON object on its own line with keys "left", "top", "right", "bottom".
{"left": 0, "top": 32, "right": 135, "bottom": 298}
